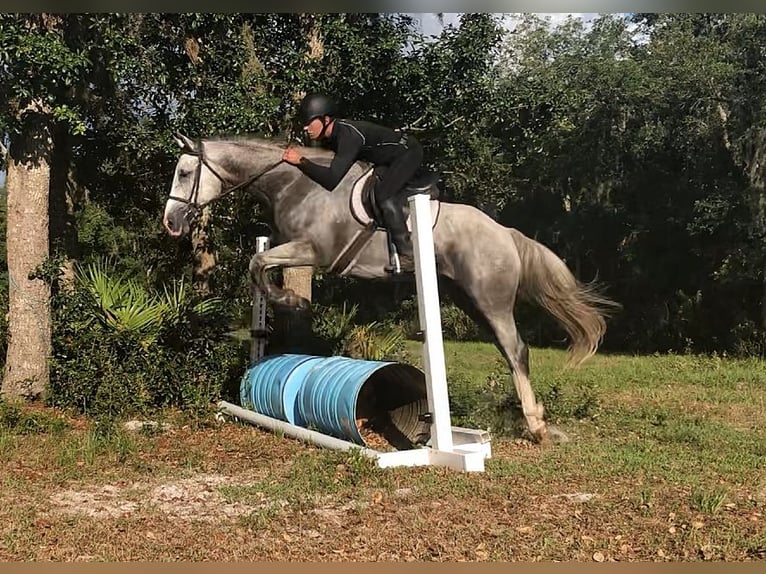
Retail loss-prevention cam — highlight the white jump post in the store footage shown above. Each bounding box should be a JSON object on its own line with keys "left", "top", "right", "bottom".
{"left": 250, "top": 236, "right": 270, "bottom": 363}
{"left": 372, "top": 193, "right": 491, "bottom": 472}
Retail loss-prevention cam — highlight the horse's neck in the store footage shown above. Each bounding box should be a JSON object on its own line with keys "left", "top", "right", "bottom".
{"left": 209, "top": 139, "right": 361, "bottom": 209}
{"left": 208, "top": 140, "right": 283, "bottom": 178}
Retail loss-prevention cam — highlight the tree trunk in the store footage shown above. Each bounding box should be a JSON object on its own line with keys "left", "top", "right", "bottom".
{"left": 2, "top": 105, "right": 53, "bottom": 400}
{"left": 271, "top": 266, "right": 314, "bottom": 354}
{"left": 269, "top": 13, "right": 321, "bottom": 353}
{"left": 740, "top": 131, "right": 766, "bottom": 329}
{"left": 49, "top": 123, "right": 79, "bottom": 291}
{"left": 280, "top": 13, "right": 322, "bottom": 309}
{"left": 191, "top": 206, "right": 216, "bottom": 295}
{"left": 283, "top": 266, "right": 313, "bottom": 302}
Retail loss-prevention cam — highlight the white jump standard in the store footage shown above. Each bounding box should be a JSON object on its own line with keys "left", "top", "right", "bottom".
{"left": 372, "top": 193, "right": 490, "bottom": 471}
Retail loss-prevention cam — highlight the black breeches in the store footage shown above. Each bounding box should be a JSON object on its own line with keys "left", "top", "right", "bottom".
{"left": 374, "top": 140, "right": 424, "bottom": 205}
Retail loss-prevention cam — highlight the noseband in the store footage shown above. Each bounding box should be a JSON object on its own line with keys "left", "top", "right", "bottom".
{"left": 168, "top": 141, "right": 283, "bottom": 220}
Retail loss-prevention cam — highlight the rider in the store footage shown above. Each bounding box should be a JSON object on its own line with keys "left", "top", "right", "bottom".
{"left": 281, "top": 93, "right": 423, "bottom": 272}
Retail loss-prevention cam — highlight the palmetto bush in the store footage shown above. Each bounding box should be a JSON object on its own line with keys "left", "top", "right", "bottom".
{"left": 342, "top": 322, "right": 406, "bottom": 361}
{"left": 73, "top": 258, "right": 225, "bottom": 348}
{"left": 311, "top": 302, "right": 406, "bottom": 360}
{"left": 49, "top": 258, "right": 247, "bottom": 421}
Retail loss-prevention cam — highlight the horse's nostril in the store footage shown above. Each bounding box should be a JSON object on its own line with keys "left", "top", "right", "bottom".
{"left": 164, "top": 217, "right": 177, "bottom": 233}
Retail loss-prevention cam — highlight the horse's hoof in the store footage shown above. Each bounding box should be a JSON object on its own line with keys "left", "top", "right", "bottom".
{"left": 532, "top": 425, "right": 569, "bottom": 446}
{"left": 547, "top": 425, "right": 570, "bottom": 444}
{"left": 291, "top": 300, "right": 311, "bottom": 312}
{"left": 282, "top": 294, "right": 311, "bottom": 312}
{"left": 534, "top": 428, "right": 554, "bottom": 447}
{"left": 285, "top": 291, "right": 311, "bottom": 311}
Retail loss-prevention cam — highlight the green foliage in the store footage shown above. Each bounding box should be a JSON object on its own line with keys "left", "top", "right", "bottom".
{"left": 311, "top": 302, "right": 359, "bottom": 353}
{"left": 536, "top": 381, "right": 601, "bottom": 422}
{"left": 440, "top": 350, "right": 601, "bottom": 437}
{"left": 440, "top": 302, "right": 482, "bottom": 342}
{"left": 443, "top": 369, "right": 508, "bottom": 432}
{"left": 310, "top": 302, "right": 406, "bottom": 361}
{"left": 48, "top": 259, "right": 246, "bottom": 420}
{"left": 690, "top": 488, "right": 728, "bottom": 515}
{"left": 73, "top": 257, "right": 224, "bottom": 349}
{"left": 0, "top": 14, "right": 90, "bottom": 135}
{"left": 4, "top": 10, "right": 766, "bottom": 406}
{"left": 342, "top": 322, "right": 405, "bottom": 361}
{"left": 50, "top": 304, "right": 245, "bottom": 421}
{"left": 0, "top": 398, "right": 68, "bottom": 435}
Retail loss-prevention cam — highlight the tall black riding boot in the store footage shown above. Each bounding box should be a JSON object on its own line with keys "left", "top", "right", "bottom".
{"left": 380, "top": 198, "right": 414, "bottom": 271}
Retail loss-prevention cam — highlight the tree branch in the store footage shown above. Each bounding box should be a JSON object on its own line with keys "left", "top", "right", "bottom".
{"left": 717, "top": 102, "right": 731, "bottom": 151}
{"left": 443, "top": 116, "right": 465, "bottom": 129}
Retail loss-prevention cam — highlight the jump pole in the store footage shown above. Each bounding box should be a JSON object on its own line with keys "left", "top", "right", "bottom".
{"left": 217, "top": 193, "right": 491, "bottom": 472}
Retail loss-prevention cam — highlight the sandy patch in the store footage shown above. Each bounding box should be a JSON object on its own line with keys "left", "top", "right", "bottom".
{"left": 49, "top": 473, "right": 274, "bottom": 522}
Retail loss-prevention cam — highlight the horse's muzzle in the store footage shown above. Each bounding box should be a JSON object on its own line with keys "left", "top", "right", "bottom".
{"left": 163, "top": 209, "right": 190, "bottom": 238}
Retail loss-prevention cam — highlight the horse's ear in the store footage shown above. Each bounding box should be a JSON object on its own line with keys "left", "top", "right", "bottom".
{"left": 173, "top": 132, "right": 196, "bottom": 151}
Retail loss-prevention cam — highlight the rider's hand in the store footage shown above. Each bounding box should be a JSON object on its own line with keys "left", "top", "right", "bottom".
{"left": 282, "top": 146, "right": 303, "bottom": 165}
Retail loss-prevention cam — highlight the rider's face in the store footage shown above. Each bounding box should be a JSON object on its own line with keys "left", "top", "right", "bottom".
{"left": 303, "top": 116, "right": 326, "bottom": 141}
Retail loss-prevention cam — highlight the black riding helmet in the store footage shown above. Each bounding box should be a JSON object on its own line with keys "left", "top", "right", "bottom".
{"left": 298, "top": 93, "right": 337, "bottom": 126}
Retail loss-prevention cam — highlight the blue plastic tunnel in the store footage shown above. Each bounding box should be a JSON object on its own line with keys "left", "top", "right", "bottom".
{"left": 240, "top": 354, "right": 431, "bottom": 448}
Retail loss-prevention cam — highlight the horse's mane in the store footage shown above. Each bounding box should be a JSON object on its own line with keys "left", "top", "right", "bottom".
{"left": 202, "top": 133, "right": 337, "bottom": 161}
{"left": 201, "top": 133, "right": 354, "bottom": 165}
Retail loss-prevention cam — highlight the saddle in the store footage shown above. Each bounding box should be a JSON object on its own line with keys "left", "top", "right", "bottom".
{"left": 349, "top": 166, "right": 441, "bottom": 229}
{"left": 331, "top": 166, "right": 442, "bottom": 276}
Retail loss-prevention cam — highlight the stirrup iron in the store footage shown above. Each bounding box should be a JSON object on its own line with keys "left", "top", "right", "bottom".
{"left": 384, "top": 231, "right": 404, "bottom": 274}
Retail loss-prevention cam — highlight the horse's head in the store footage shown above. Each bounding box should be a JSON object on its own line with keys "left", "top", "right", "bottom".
{"left": 163, "top": 132, "right": 226, "bottom": 238}
{"left": 163, "top": 133, "right": 288, "bottom": 239}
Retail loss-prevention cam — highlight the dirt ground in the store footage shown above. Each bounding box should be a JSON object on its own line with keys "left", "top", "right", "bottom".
{"left": 1, "top": 407, "right": 764, "bottom": 562}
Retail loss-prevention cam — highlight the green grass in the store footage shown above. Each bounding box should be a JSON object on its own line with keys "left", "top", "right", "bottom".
{"left": 218, "top": 449, "right": 387, "bottom": 510}
{"left": 401, "top": 340, "right": 766, "bottom": 488}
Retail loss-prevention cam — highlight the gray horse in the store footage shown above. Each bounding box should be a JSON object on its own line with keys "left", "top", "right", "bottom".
{"left": 163, "top": 132, "right": 619, "bottom": 444}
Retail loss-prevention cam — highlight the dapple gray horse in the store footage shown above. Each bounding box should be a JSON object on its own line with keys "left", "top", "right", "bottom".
{"left": 163, "top": 133, "right": 619, "bottom": 444}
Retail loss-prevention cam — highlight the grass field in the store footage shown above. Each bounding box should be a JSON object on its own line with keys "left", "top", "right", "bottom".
{"left": 1, "top": 341, "right": 764, "bottom": 561}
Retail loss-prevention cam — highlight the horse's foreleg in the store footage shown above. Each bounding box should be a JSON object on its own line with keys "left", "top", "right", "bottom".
{"left": 249, "top": 240, "right": 318, "bottom": 310}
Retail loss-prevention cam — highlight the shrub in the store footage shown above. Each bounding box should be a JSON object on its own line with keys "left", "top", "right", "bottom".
{"left": 444, "top": 358, "right": 601, "bottom": 438}
{"left": 311, "top": 302, "right": 359, "bottom": 354}
{"left": 440, "top": 302, "right": 482, "bottom": 341}
{"left": 0, "top": 398, "right": 68, "bottom": 435}
{"left": 311, "top": 302, "right": 408, "bottom": 361}
{"left": 342, "top": 322, "right": 406, "bottom": 361}
{"left": 48, "top": 258, "right": 247, "bottom": 421}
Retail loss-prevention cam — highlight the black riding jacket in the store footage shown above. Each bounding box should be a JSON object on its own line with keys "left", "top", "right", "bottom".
{"left": 297, "top": 119, "right": 412, "bottom": 191}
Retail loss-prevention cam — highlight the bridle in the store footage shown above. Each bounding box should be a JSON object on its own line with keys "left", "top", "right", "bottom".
{"left": 168, "top": 140, "right": 284, "bottom": 220}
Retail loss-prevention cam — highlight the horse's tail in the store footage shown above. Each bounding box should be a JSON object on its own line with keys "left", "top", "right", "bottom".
{"left": 509, "top": 228, "right": 621, "bottom": 366}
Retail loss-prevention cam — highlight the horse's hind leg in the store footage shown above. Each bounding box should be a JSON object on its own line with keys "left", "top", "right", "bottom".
{"left": 483, "top": 309, "right": 551, "bottom": 443}
{"left": 444, "top": 277, "right": 552, "bottom": 444}
{"left": 248, "top": 240, "right": 318, "bottom": 310}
